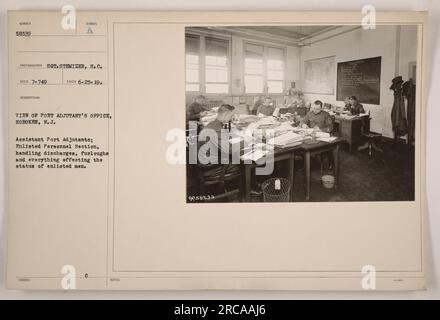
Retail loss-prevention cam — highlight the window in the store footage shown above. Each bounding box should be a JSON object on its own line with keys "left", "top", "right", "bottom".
{"left": 185, "top": 35, "right": 200, "bottom": 92}
{"left": 185, "top": 34, "right": 230, "bottom": 94}
{"left": 205, "top": 37, "right": 229, "bottom": 94}
{"left": 244, "top": 43, "right": 264, "bottom": 94}
{"left": 244, "top": 43, "right": 285, "bottom": 94}
{"left": 267, "top": 47, "right": 285, "bottom": 93}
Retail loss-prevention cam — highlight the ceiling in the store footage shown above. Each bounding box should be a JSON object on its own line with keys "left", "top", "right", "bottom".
{"left": 187, "top": 25, "right": 347, "bottom": 47}
{"left": 227, "top": 26, "right": 338, "bottom": 41}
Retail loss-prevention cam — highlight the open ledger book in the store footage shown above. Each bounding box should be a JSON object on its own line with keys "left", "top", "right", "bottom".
{"left": 7, "top": 10, "right": 427, "bottom": 290}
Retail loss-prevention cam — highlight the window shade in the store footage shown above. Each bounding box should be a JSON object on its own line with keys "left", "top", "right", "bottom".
{"left": 245, "top": 43, "right": 264, "bottom": 59}
{"left": 205, "top": 37, "right": 228, "bottom": 57}
{"left": 185, "top": 34, "right": 200, "bottom": 55}
{"left": 267, "top": 47, "right": 284, "bottom": 61}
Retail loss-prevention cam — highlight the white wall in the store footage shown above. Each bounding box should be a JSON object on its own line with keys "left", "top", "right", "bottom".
{"left": 299, "top": 25, "right": 418, "bottom": 138}
{"left": 399, "top": 25, "right": 418, "bottom": 81}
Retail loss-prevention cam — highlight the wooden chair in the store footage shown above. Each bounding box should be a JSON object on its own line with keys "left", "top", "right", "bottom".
{"left": 197, "top": 164, "right": 242, "bottom": 202}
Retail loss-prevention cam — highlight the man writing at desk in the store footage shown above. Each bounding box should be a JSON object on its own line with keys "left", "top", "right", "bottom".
{"left": 300, "top": 100, "right": 334, "bottom": 133}
{"left": 347, "top": 96, "right": 365, "bottom": 115}
{"left": 198, "top": 104, "right": 235, "bottom": 165}
{"left": 205, "top": 104, "right": 235, "bottom": 132}
{"left": 187, "top": 95, "right": 210, "bottom": 121}
{"left": 257, "top": 96, "right": 276, "bottom": 117}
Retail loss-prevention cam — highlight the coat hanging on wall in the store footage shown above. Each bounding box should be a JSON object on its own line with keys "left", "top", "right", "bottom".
{"left": 402, "top": 78, "right": 416, "bottom": 144}
{"left": 390, "top": 76, "right": 408, "bottom": 138}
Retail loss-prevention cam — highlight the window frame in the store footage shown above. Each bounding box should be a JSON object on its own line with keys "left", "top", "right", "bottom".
{"left": 243, "top": 41, "right": 287, "bottom": 95}
{"left": 185, "top": 34, "right": 202, "bottom": 93}
{"left": 185, "top": 32, "right": 231, "bottom": 95}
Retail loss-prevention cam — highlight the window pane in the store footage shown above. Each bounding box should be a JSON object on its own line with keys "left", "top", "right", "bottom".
{"left": 267, "top": 59, "right": 283, "bottom": 70}
{"left": 206, "top": 55, "right": 227, "bottom": 66}
{"left": 186, "top": 54, "right": 199, "bottom": 64}
{"left": 267, "top": 47, "right": 284, "bottom": 60}
{"left": 205, "top": 37, "right": 228, "bottom": 57}
{"left": 267, "top": 81, "right": 283, "bottom": 93}
{"left": 245, "top": 43, "right": 264, "bottom": 59}
{"left": 186, "top": 35, "right": 200, "bottom": 55}
{"left": 186, "top": 83, "right": 200, "bottom": 92}
{"left": 245, "top": 75, "right": 264, "bottom": 93}
{"left": 185, "top": 32, "right": 199, "bottom": 89}
{"left": 245, "top": 58, "right": 264, "bottom": 74}
{"left": 245, "top": 58, "right": 263, "bottom": 69}
{"left": 186, "top": 68, "right": 199, "bottom": 83}
{"left": 267, "top": 69, "right": 284, "bottom": 80}
{"left": 204, "top": 38, "right": 229, "bottom": 93}
{"left": 206, "top": 67, "right": 228, "bottom": 83}
{"left": 206, "top": 83, "right": 229, "bottom": 93}
{"left": 267, "top": 48, "right": 284, "bottom": 87}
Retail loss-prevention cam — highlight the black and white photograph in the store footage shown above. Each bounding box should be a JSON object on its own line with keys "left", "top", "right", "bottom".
{"left": 185, "top": 25, "right": 418, "bottom": 202}
{"left": 3, "top": 4, "right": 438, "bottom": 298}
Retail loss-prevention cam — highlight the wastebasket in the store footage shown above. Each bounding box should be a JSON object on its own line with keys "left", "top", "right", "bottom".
{"left": 261, "top": 177, "right": 291, "bottom": 202}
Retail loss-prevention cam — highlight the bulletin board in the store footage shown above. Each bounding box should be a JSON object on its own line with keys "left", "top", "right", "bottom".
{"left": 303, "top": 56, "right": 335, "bottom": 95}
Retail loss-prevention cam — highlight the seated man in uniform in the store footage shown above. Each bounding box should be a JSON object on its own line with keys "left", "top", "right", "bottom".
{"left": 343, "top": 96, "right": 351, "bottom": 112}
{"left": 196, "top": 104, "right": 235, "bottom": 166}
{"left": 187, "top": 95, "right": 209, "bottom": 121}
{"left": 347, "top": 96, "right": 365, "bottom": 115}
{"left": 249, "top": 95, "right": 264, "bottom": 115}
{"left": 205, "top": 104, "right": 235, "bottom": 132}
{"left": 256, "top": 96, "right": 276, "bottom": 117}
{"left": 300, "top": 100, "right": 333, "bottom": 133}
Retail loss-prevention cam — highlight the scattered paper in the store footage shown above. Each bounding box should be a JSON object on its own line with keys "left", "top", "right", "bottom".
{"left": 317, "top": 137, "right": 338, "bottom": 143}
{"left": 315, "top": 131, "right": 330, "bottom": 138}
{"left": 273, "top": 131, "right": 303, "bottom": 146}
{"left": 241, "top": 149, "right": 269, "bottom": 162}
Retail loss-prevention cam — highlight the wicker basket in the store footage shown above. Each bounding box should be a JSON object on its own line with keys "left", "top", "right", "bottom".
{"left": 321, "top": 174, "right": 335, "bottom": 189}
{"left": 262, "top": 177, "right": 291, "bottom": 202}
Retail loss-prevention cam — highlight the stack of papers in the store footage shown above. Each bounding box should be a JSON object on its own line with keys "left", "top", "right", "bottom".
{"left": 274, "top": 122, "right": 295, "bottom": 133}
{"left": 237, "top": 114, "right": 260, "bottom": 123}
{"left": 292, "top": 127, "right": 314, "bottom": 135}
{"left": 272, "top": 131, "right": 303, "bottom": 147}
{"left": 317, "top": 137, "right": 338, "bottom": 143}
{"left": 245, "top": 116, "right": 279, "bottom": 132}
{"left": 256, "top": 116, "right": 279, "bottom": 129}
{"left": 241, "top": 149, "right": 268, "bottom": 162}
{"left": 258, "top": 116, "right": 277, "bottom": 124}
{"left": 314, "top": 131, "right": 330, "bottom": 138}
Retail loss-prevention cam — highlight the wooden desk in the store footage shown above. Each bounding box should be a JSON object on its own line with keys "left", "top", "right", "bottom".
{"left": 190, "top": 124, "right": 345, "bottom": 202}
{"left": 242, "top": 145, "right": 299, "bottom": 202}
{"left": 299, "top": 138, "right": 344, "bottom": 201}
{"left": 242, "top": 138, "right": 344, "bottom": 202}
{"left": 334, "top": 115, "right": 369, "bottom": 151}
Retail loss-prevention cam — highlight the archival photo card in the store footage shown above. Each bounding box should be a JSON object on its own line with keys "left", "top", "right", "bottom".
{"left": 185, "top": 25, "right": 418, "bottom": 203}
